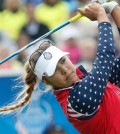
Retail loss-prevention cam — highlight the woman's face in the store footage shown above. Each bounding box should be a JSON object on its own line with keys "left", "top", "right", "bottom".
{"left": 44, "top": 56, "right": 79, "bottom": 88}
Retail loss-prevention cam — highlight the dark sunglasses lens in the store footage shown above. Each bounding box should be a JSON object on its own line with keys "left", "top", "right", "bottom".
{"left": 29, "top": 51, "right": 41, "bottom": 70}
{"left": 29, "top": 40, "right": 53, "bottom": 70}
{"left": 32, "top": 52, "right": 41, "bottom": 62}
{"left": 39, "top": 41, "right": 51, "bottom": 50}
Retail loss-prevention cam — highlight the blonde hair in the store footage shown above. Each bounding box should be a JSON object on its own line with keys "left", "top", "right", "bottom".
{"left": 0, "top": 40, "right": 52, "bottom": 114}
{"left": 0, "top": 62, "right": 38, "bottom": 114}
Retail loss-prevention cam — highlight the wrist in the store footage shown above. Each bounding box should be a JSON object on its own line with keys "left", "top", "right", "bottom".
{"left": 97, "top": 10, "right": 109, "bottom": 23}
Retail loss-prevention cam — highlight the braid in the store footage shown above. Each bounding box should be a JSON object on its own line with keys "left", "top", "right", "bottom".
{"left": 0, "top": 39, "right": 52, "bottom": 114}
{"left": 0, "top": 62, "right": 38, "bottom": 114}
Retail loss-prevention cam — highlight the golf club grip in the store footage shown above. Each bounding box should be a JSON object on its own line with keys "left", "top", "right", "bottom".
{"left": 69, "top": 13, "right": 83, "bottom": 23}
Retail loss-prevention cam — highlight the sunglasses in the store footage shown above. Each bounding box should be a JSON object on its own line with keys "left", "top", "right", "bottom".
{"left": 29, "top": 40, "right": 53, "bottom": 71}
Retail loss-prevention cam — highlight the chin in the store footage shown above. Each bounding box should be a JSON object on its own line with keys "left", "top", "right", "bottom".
{"left": 72, "top": 76, "right": 79, "bottom": 83}
{"left": 68, "top": 79, "right": 78, "bottom": 86}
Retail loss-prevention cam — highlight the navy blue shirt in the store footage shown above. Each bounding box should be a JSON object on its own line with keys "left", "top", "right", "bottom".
{"left": 68, "top": 22, "right": 116, "bottom": 116}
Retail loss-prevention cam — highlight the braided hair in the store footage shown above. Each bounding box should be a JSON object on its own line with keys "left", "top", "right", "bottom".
{"left": 0, "top": 40, "right": 52, "bottom": 114}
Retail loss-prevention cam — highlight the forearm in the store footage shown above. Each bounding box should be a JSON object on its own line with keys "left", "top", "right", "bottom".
{"left": 68, "top": 22, "right": 115, "bottom": 116}
{"left": 111, "top": 5, "right": 120, "bottom": 27}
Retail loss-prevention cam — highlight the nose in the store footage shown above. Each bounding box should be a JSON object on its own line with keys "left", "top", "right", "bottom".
{"left": 58, "top": 64, "right": 68, "bottom": 75}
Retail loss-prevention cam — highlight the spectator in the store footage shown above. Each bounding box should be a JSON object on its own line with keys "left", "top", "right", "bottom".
{"left": 58, "top": 26, "right": 82, "bottom": 65}
{"left": 1, "top": 0, "right": 27, "bottom": 40}
{"left": 35, "top": 0, "right": 69, "bottom": 30}
{"left": 21, "top": 3, "right": 52, "bottom": 41}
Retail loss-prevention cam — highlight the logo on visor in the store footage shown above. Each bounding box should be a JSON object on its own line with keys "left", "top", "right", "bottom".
{"left": 43, "top": 52, "right": 52, "bottom": 60}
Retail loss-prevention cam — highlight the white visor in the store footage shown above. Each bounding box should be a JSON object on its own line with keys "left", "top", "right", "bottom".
{"left": 34, "top": 46, "right": 69, "bottom": 80}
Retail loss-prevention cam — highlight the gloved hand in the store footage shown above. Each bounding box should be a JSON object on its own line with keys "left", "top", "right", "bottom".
{"left": 91, "top": 0, "right": 119, "bottom": 13}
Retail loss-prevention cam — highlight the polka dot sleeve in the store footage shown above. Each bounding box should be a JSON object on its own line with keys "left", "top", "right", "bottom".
{"left": 108, "top": 57, "right": 120, "bottom": 85}
{"left": 108, "top": 27, "right": 120, "bottom": 85}
{"left": 68, "top": 22, "right": 115, "bottom": 116}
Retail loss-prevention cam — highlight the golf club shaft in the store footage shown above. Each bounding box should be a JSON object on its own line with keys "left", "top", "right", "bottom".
{"left": 0, "top": 14, "right": 82, "bottom": 65}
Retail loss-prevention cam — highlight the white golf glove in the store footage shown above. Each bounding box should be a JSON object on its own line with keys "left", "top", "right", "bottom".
{"left": 91, "top": 0, "right": 119, "bottom": 13}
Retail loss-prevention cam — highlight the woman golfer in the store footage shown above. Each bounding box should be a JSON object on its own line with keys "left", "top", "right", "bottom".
{"left": 0, "top": 2, "right": 120, "bottom": 134}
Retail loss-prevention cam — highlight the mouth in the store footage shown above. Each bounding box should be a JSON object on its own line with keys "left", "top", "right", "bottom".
{"left": 66, "top": 71, "right": 74, "bottom": 81}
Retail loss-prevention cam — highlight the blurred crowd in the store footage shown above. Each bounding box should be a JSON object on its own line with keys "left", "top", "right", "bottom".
{"left": 0, "top": 0, "right": 120, "bottom": 72}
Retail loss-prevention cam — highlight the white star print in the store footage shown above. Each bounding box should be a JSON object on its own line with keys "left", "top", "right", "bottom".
{"left": 67, "top": 22, "right": 115, "bottom": 117}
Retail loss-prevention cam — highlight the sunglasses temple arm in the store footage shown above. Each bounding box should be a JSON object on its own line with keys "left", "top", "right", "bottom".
{"left": 0, "top": 13, "right": 82, "bottom": 65}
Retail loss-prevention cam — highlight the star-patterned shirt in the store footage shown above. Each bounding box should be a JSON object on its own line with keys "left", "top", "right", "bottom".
{"left": 67, "top": 22, "right": 116, "bottom": 117}
{"left": 53, "top": 22, "right": 120, "bottom": 133}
